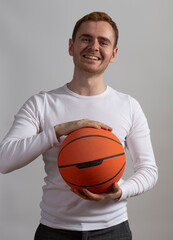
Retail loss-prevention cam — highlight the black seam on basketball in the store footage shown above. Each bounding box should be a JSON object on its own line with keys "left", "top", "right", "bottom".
{"left": 58, "top": 134, "right": 122, "bottom": 158}
{"left": 63, "top": 162, "right": 126, "bottom": 188}
{"left": 59, "top": 152, "right": 125, "bottom": 169}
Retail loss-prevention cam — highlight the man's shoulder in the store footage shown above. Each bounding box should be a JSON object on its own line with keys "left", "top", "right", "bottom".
{"left": 108, "top": 86, "right": 141, "bottom": 110}
{"left": 21, "top": 85, "right": 66, "bottom": 107}
{"left": 44, "top": 85, "right": 66, "bottom": 96}
{"left": 108, "top": 86, "right": 131, "bottom": 101}
{"left": 31, "top": 85, "right": 67, "bottom": 101}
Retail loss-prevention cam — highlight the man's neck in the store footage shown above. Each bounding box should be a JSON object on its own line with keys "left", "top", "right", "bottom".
{"left": 67, "top": 70, "right": 106, "bottom": 96}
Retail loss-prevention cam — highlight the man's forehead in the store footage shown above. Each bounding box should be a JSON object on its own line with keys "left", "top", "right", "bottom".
{"left": 76, "top": 21, "right": 115, "bottom": 41}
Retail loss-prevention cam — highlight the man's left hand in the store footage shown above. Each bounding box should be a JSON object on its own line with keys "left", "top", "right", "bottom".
{"left": 71, "top": 183, "right": 122, "bottom": 201}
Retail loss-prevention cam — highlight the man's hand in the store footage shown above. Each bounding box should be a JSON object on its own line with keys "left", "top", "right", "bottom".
{"left": 71, "top": 183, "right": 122, "bottom": 201}
{"left": 54, "top": 119, "right": 112, "bottom": 140}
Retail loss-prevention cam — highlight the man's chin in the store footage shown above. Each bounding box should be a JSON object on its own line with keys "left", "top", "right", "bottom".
{"left": 82, "top": 65, "right": 107, "bottom": 75}
{"left": 83, "top": 68, "right": 103, "bottom": 74}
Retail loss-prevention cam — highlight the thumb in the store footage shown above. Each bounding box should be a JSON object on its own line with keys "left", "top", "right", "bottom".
{"left": 113, "top": 182, "right": 120, "bottom": 192}
{"left": 113, "top": 182, "right": 122, "bottom": 200}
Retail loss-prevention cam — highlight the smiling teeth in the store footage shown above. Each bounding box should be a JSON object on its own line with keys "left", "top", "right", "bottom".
{"left": 85, "top": 55, "right": 99, "bottom": 60}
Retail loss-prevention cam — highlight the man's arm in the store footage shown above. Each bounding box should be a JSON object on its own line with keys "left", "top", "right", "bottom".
{"left": 71, "top": 98, "right": 158, "bottom": 201}
{"left": 0, "top": 94, "right": 112, "bottom": 174}
{"left": 54, "top": 119, "right": 112, "bottom": 140}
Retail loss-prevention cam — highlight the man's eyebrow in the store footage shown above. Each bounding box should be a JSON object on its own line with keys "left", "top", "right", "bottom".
{"left": 79, "top": 34, "right": 92, "bottom": 39}
{"left": 99, "top": 37, "right": 111, "bottom": 44}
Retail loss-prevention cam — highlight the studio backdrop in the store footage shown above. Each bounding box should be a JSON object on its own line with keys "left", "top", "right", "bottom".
{"left": 0, "top": 0, "right": 172, "bottom": 239}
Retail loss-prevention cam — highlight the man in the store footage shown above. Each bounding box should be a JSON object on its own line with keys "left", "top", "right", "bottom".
{"left": 0, "top": 12, "right": 158, "bottom": 239}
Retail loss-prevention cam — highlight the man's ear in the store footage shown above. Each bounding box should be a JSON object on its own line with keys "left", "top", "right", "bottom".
{"left": 69, "top": 39, "right": 74, "bottom": 56}
{"left": 110, "top": 47, "right": 118, "bottom": 63}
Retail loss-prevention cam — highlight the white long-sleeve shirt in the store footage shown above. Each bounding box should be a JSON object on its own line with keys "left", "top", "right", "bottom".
{"left": 0, "top": 85, "right": 158, "bottom": 231}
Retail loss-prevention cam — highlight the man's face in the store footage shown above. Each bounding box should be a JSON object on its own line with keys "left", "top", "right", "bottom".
{"left": 69, "top": 21, "right": 118, "bottom": 75}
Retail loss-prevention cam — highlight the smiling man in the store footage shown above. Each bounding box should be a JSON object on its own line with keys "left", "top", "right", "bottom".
{"left": 69, "top": 21, "right": 118, "bottom": 75}
{"left": 0, "top": 12, "right": 158, "bottom": 240}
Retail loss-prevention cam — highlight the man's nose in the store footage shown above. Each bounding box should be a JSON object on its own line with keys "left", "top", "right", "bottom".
{"left": 89, "top": 39, "right": 99, "bottom": 51}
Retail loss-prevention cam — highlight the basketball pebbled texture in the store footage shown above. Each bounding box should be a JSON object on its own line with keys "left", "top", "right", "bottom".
{"left": 58, "top": 127, "right": 126, "bottom": 193}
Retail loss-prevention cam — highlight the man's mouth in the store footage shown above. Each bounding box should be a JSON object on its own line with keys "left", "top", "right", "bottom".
{"left": 83, "top": 55, "right": 101, "bottom": 61}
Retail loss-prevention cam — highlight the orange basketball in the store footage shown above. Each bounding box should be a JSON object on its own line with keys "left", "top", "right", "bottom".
{"left": 58, "top": 128, "right": 126, "bottom": 193}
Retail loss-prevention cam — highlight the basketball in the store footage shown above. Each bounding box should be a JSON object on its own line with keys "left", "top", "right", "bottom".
{"left": 58, "top": 127, "right": 126, "bottom": 193}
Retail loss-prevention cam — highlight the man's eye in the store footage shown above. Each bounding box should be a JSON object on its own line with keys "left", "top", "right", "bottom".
{"left": 82, "top": 38, "right": 89, "bottom": 42}
{"left": 100, "top": 42, "right": 108, "bottom": 46}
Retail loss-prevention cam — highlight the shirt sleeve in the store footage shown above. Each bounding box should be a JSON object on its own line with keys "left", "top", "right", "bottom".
{"left": 0, "top": 93, "right": 59, "bottom": 174}
{"left": 119, "top": 97, "right": 158, "bottom": 200}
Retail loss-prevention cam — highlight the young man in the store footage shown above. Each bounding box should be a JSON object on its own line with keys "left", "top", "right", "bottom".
{"left": 0, "top": 12, "right": 158, "bottom": 239}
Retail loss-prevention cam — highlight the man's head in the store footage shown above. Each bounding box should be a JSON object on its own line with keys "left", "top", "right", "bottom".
{"left": 69, "top": 12, "right": 119, "bottom": 75}
{"left": 72, "top": 12, "right": 119, "bottom": 49}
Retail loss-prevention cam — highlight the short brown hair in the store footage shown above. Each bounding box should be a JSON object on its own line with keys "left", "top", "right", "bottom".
{"left": 72, "top": 12, "right": 119, "bottom": 48}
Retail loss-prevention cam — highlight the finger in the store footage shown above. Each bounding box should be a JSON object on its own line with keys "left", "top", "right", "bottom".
{"left": 112, "top": 183, "right": 122, "bottom": 199}
{"left": 100, "top": 122, "right": 113, "bottom": 131}
{"left": 87, "top": 121, "right": 112, "bottom": 131}
{"left": 94, "top": 121, "right": 112, "bottom": 131}
{"left": 71, "top": 188, "right": 90, "bottom": 200}
{"left": 97, "top": 124, "right": 112, "bottom": 131}
{"left": 83, "top": 189, "right": 104, "bottom": 201}
{"left": 78, "top": 119, "right": 112, "bottom": 130}
{"left": 113, "top": 182, "right": 120, "bottom": 192}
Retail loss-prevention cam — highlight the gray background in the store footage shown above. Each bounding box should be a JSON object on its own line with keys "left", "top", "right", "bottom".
{"left": 0, "top": 0, "right": 172, "bottom": 239}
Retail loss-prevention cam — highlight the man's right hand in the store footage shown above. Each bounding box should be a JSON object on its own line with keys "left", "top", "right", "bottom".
{"left": 54, "top": 119, "right": 112, "bottom": 140}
